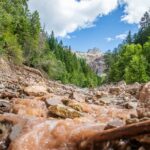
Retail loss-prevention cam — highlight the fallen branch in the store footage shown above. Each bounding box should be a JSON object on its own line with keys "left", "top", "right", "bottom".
{"left": 80, "top": 120, "right": 150, "bottom": 148}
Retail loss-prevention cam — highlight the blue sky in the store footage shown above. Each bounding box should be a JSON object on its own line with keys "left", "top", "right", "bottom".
{"left": 29, "top": 0, "right": 150, "bottom": 52}
{"left": 62, "top": 6, "right": 138, "bottom": 52}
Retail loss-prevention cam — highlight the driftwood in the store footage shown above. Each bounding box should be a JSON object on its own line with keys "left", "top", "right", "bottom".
{"left": 80, "top": 120, "right": 150, "bottom": 148}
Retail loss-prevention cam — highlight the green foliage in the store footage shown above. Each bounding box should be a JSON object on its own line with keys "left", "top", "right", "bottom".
{"left": 0, "top": 0, "right": 101, "bottom": 87}
{"left": 105, "top": 11, "right": 150, "bottom": 84}
{"left": 31, "top": 51, "right": 66, "bottom": 80}
{"left": 143, "top": 39, "right": 150, "bottom": 75}
{"left": 0, "top": 32, "right": 23, "bottom": 64}
{"left": 125, "top": 31, "right": 132, "bottom": 44}
{"left": 125, "top": 55, "right": 149, "bottom": 83}
{"left": 134, "top": 11, "right": 150, "bottom": 45}
{"left": 47, "top": 33, "right": 101, "bottom": 87}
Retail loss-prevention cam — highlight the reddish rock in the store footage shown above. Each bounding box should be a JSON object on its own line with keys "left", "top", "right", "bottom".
{"left": 80, "top": 103, "right": 93, "bottom": 113}
{"left": 106, "top": 106, "right": 136, "bottom": 121}
{"left": 139, "top": 82, "right": 150, "bottom": 102}
{"left": 0, "top": 114, "right": 105, "bottom": 150}
{"left": 12, "top": 98, "right": 48, "bottom": 117}
{"left": 0, "top": 58, "right": 149, "bottom": 149}
{"left": 69, "top": 92, "right": 85, "bottom": 102}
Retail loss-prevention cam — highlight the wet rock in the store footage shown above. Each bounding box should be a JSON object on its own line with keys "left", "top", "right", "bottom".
{"left": 135, "top": 135, "right": 150, "bottom": 147}
{"left": 49, "top": 104, "right": 83, "bottom": 119}
{"left": 62, "top": 100, "right": 83, "bottom": 112}
{"left": 0, "top": 121, "right": 12, "bottom": 150}
{"left": 126, "top": 118, "right": 139, "bottom": 125}
{"left": 137, "top": 109, "right": 144, "bottom": 119}
{"left": 9, "top": 124, "right": 22, "bottom": 141}
{"left": 139, "top": 117, "right": 150, "bottom": 122}
{"left": 0, "top": 99, "right": 11, "bottom": 113}
{"left": 24, "top": 85, "right": 48, "bottom": 96}
{"left": 138, "top": 82, "right": 150, "bottom": 103}
{"left": 137, "top": 109, "right": 150, "bottom": 118}
{"left": 0, "top": 83, "right": 5, "bottom": 89}
{"left": 12, "top": 98, "right": 48, "bottom": 117}
{"left": 130, "top": 113, "right": 138, "bottom": 119}
{"left": 69, "top": 92, "right": 85, "bottom": 102}
{"left": 124, "top": 102, "right": 137, "bottom": 109}
{"left": 0, "top": 90, "right": 19, "bottom": 99}
{"left": 0, "top": 58, "right": 150, "bottom": 150}
{"left": 143, "top": 112, "right": 150, "bottom": 118}
{"left": 105, "top": 119, "right": 125, "bottom": 130}
{"left": 1, "top": 114, "right": 104, "bottom": 150}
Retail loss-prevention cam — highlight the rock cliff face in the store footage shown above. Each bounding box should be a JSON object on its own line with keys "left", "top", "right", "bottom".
{"left": 76, "top": 48, "right": 105, "bottom": 76}
{"left": 0, "top": 58, "right": 150, "bottom": 150}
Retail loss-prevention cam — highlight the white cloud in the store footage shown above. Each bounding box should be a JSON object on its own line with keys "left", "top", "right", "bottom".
{"left": 106, "top": 37, "right": 114, "bottom": 42}
{"left": 63, "top": 35, "right": 76, "bottom": 39}
{"left": 115, "top": 33, "right": 127, "bottom": 40}
{"left": 29, "top": 0, "right": 150, "bottom": 37}
{"left": 106, "top": 33, "right": 127, "bottom": 42}
{"left": 65, "top": 35, "right": 71, "bottom": 39}
{"left": 120, "top": 0, "right": 150, "bottom": 24}
{"left": 28, "top": 0, "right": 118, "bottom": 37}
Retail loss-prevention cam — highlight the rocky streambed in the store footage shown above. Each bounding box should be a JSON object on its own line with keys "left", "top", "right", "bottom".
{"left": 0, "top": 58, "right": 150, "bottom": 150}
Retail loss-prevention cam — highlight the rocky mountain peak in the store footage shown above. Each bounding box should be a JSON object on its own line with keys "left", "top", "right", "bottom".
{"left": 87, "top": 47, "right": 101, "bottom": 54}
{"left": 76, "top": 48, "right": 105, "bottom": 76}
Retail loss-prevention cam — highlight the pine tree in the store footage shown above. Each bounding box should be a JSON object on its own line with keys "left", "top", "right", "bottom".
{"left": 140, "top": 11, "right": 150, "bottom": 30}
{"left": 125, "top": 31, "right": 132, "bottom": 44}
{"left": 125, "top": 55, "right": 149, "bottom": 83}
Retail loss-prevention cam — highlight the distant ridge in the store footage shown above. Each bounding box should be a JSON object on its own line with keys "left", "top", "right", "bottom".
{"left": 76, "top": 48, "right": 105, "bottom": 76}
{"left": 87, "top": 47, "right": 101, "bottom": 54}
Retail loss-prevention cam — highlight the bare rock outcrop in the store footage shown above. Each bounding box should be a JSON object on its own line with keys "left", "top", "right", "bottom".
{"left": 76, "top": 48, "right": 105, "bottom": 76}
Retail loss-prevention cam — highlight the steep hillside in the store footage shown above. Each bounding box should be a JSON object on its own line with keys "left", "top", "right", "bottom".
{"left": 0, "top": 58, "right": 150, "bottom": 150}
{"left": 0, "top": 0, "right": 100, "bottom": 88}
